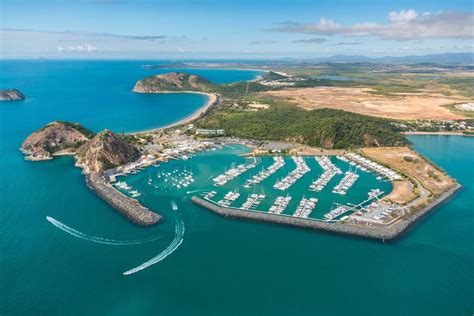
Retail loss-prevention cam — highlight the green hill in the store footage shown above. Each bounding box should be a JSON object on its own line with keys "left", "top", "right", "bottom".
{"left": 198, "top": 105, "right": 407, "bottom": 149}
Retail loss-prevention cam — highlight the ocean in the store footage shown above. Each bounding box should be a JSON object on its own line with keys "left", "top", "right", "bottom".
{"left": 0, "top": 61, "right": 472, "bottom": 315}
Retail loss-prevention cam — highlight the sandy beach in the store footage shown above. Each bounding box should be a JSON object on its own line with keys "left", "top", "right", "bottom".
{"left": 131, "top": 92, "right": 218, "bottom": 134}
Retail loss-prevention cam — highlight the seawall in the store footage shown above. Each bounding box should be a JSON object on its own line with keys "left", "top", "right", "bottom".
{"left": 191, "top": 184, "right": 461, "bottom": 241}
{"left": 85, "top": 173, "right": 162, "bottom": 226}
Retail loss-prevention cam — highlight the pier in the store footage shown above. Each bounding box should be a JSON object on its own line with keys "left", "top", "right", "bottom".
{"left": 240, "top": 193, "right": 266, "bottom": 210}
{"left": 309, "top": 156, "right": 342, "bottom": 192}
{"left": 273, "top": 156, "right": 310, "bottom": 190}
{"left": 213, "top": 156, "right": 258, "bottom": 186}
{"left": 293, "top": 197, "right": 318, "bottom": 218}
{"left": 242, "top": 156, "right": 284, "bottom": 188}
{"left": 85, "top": 173, "right": 162, "bottom": 226}
{"left": 268, "top": 196, "right": 292, "bottom": 214}
{"left": 342, "top": 153, "right": 402, "bottom": 181}
{"left": 332, "top": 171, "right": 359, "bottom": 195}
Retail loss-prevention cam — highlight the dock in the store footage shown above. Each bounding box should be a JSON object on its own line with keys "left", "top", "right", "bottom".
{"left": 273, "top": 156, "right": 310, "bottom": 190}
{"left": 309, "top": 156, "right": 342, "bottom": 192}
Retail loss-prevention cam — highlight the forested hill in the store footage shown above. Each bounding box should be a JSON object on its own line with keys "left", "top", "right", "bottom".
{"left": 198, "top": 105, "right": 407, "bottom": 149}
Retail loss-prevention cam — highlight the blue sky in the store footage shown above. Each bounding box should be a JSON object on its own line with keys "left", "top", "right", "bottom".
{"left": 1, "top": 0, "right": 473, "bottom": 58}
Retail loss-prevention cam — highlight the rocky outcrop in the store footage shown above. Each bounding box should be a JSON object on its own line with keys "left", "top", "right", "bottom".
{"left": 75, "top": 130, "right": 140, "bottom": 173}
{"left": 21, "top": 121, "right": 92, "bottom": 161}
{"left": 133, "top": 72, "right": 213, "bottom": 93}
{"left": 0, "top": 89, "right": 25, "bottom": 101}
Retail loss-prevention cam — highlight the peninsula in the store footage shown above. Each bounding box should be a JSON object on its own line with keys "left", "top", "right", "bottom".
{"left": 21, "top": 122, "right": 161, "bottom": 226}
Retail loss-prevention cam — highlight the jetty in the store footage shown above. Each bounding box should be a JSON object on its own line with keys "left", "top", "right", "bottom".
{"left": 293, "top": 197, "right": 318, "bottom": 218}
{"left": 240, "top": 193, "right": 266, "bottom": 210}
{"left": 85, "top": 173, "right": 162, "bottom": 226}
{"left": 268, "top": 195, "right": 292, "bottom": 214}
{"left": 242, "top": 156, "right": 284, "bottom": 188}
{"left": 213, "top": 156, "right": 258, "bottom": 186}
{"left": 309, "top": 156, "right": 342, "bottom": 192}
{"left": 273, "top": 156, "right": 310, "bottom": 190}
{"left": 341, "top": 153, "right": 402, "bottom": 181}
{"left": 332, "top": 171, "right": 359, "bottom": 195}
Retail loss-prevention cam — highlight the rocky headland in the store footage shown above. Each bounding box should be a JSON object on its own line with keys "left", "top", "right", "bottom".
{"left": 22, "top": 122, "right": 161, "bottom": 226}
{"left": 132, "top": 72, "right": 214, "bottom": 93}
{"left": 21, "top": 121, "right": 93, "bottom": 161}
{"left": 75, "top": 130, "right": 140, "bottom": 173}
{"left": 0, "top": 89, "right": 26, "bottom": 101}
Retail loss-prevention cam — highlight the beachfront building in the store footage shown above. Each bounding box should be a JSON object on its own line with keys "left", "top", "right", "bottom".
{"left": 195, "top": 129, "right": 225, "bottom": 136}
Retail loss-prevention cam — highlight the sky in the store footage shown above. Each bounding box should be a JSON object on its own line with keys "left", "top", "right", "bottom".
{"left": 0, "top": 0, "right": 473, "bottom": 59}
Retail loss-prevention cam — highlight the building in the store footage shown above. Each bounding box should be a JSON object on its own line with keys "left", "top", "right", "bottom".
{"left": 195, "top": 129, "right": 225, "bottom": 136}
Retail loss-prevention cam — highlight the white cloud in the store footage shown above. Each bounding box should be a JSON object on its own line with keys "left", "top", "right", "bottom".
{"left": 57, "top": 43, "right": 97, "bottom": 52}
{"left": 274, "top": 10, "right": 474, "bottom": 40}
{"left": 388, "top": 9, "right": 418, "bottom": 22}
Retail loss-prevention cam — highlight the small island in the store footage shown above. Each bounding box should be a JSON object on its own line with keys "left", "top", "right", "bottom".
{"left": 0, "top": 89, "right": 25, "bottom": 101}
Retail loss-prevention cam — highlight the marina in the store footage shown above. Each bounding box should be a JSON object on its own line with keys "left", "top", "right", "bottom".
{"left": 191, "top": 151, "right": 392, "bottom": 221}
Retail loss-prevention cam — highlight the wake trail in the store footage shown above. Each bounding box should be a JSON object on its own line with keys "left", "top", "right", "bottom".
{"left": 123, "top": 213, "right": 185, "bottom": 276}
{"left": 46, "top": 216, "right": 163, "bottom": 246}
{"left": 186, "top": 189, "right": 203, "bottom": 194}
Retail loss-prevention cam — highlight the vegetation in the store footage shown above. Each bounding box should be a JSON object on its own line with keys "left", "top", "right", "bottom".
{"left": 137, "top": 73, "right": 214, "bottom": 92}
{"left": 198, "top": 103, "right": 407, "bottom": 149}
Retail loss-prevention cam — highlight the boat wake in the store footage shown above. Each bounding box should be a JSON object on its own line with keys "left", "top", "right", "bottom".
{"left": 46, "top": 216, "right": 163, "bottom": 246}
{"left": 186, "top": 189, "right": 202, "bottom": 195}
{"left": 123, "top": 213, "right": 185, "bottom": 276}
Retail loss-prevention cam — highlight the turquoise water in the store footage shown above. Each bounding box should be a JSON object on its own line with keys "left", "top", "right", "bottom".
{"left": 118, "top": 147, "right": 391, "bottom": 220}
{"left": 1, "top": 62, "right": 473, "bottom": 315}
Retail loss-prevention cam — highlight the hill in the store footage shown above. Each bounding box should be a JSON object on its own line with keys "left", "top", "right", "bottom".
{"left": 75, "top": 130, "right": 140, "bottom": 173}
{"left": 198, "top": 105, "right": 407, "bottom": 149}
{"left": 21, "top": 121, "right": 92, "bottom": 160}
{"left": 133, "top": 72, "right": 214, "bottom": 93}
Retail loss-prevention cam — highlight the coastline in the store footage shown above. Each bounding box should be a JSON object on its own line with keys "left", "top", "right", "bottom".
{"left": 131, "top": 91, "right": 219, "bottom": 134}
{"left": 404, "top": 131, "right": 474, "bottom": 137}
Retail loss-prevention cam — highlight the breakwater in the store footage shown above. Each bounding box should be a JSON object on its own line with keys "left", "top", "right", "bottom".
{"left": 191, "top": 184, "right": 461, "bottom": 241}
{"left": 85, "top": 173, "right": 162, "bottom": 226}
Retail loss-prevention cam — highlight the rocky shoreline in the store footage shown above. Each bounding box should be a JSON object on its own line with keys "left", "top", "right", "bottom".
{"left": 85, "top": 173, "right": 162, "bottom": 226}
{"left": 191, "top": 183, "right": 461, "bottom": 241}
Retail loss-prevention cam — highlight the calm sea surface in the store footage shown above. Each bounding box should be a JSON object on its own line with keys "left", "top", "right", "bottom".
{"left": 0, "top": 61, "right": 472, "bottom": 315}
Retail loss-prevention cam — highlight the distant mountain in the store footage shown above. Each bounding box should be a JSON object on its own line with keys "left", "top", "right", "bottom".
{"left": 306, "top": 53, "right": 473, "bottom": 65}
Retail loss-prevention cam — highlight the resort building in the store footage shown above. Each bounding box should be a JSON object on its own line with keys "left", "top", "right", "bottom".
{"left": 195, "top": 129, "right": 226, "bottom": 136}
